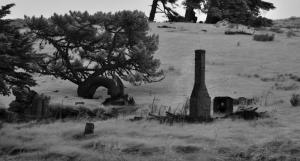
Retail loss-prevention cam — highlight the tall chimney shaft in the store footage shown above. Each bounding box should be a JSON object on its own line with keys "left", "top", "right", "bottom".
{"left": 189, "top": 50, "right": 211, "bottom": 120}
{"left": 195, "top": 50, "right": 206, "bottom": 87}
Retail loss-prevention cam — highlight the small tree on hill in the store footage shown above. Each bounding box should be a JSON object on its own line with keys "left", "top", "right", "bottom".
{"left": 205, "top": 0, "right": 275, "bottom": 26}
{"left": 183, "top": 0, "right": 206, "bottom": 22}
{"left": 26, "top": 10, "right": 164, "bottom": 99}
{"left": 0, "top": 4, "right": 37, "bottom": 96}
{"left": 149, "top": 0, "right": 184, "bottom": 22}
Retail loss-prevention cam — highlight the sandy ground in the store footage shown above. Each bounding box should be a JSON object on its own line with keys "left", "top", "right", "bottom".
{"left": 0, "top": 23, "right": 300, "bottom": 161}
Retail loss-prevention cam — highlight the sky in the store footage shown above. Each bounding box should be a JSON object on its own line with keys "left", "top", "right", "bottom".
{"left": 1, "top": 0, "right": 300, "bottom": 21}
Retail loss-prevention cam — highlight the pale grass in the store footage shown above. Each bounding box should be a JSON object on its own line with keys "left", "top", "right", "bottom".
{"left": 1, "top": 103, "right": 300, "bottom": 161}
{"left": 1, "top": 22, "right": 300, "bottom": 160}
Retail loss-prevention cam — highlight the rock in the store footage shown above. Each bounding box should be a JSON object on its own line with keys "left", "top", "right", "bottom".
{"left": 103, "top": 94, "right": 135, "bottom": 106}
{"left": 129, "top": 116, "right": 144, "bottom": 122}
{"left": 215, "top": 20, "right": 231, "bottom": 27}
{"left": 84, "top": 122, "right": 94, "bottom": 135}
{"left": 75, "top": 102, "right": 85, "bottom": 105}
{"left": 172, "top": 145, "right": 203, "bottom": 154}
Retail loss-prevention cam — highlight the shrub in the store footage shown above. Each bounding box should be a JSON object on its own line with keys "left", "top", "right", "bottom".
{"left": 290, "top": 94, "right": 300, "bottom": 107}
{"left": 286, "top": 30, "right": 297, "bottom": 38}
{"left": 274, "top": 83, "right": 299, "bottom": 91}
{"left": 269, "top": 27, "right": 284, "bottom": 34}
{"left": 225, "top": 30, "right": 252, "bottom": 35}
{"left": 248, "top": 16, "right": 273, "bottom": 27}
{"left": 253, "top": 33, "right": 275, "bottom": 41}
{"left": 289, "top": 16, "right": 298, "bottom": 21}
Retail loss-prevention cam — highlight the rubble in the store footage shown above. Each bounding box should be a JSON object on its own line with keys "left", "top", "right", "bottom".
{"left": 221, "top": 106, "right": 268, "bottom": 120}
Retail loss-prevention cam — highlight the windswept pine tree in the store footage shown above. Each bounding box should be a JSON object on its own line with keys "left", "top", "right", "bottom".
{"left": 183, "top": 0, "right": 206, "bottom": 22}
{"left": 149, "top": 0, "right": 184, "bottom": 22}
{"left": 26, "top": 10, "right": 164, "bottom": 99}
{"left": 0, "top": 4, "right": 37, "bottom": 96}
{"left": 205, "top": 0, "right": 275, "bottom": 26}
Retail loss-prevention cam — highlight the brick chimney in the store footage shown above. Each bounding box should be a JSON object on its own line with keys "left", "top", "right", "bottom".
{"left": 189, "top": 50, "right": 211, "bottom": 120}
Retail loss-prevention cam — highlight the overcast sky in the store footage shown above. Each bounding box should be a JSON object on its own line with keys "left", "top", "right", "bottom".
{"left": 1, "top": 0, "right": 300, "bottom": 21}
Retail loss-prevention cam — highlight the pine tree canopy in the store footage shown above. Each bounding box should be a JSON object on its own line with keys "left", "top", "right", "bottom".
{"left": 205, "top": 0, "right": 275, "bottom": 26}
{"left": 0, "top": 3, "right": 37, "bottom": 96}
{"left": 25, "top": 10, "right": 163, "bottom": 86}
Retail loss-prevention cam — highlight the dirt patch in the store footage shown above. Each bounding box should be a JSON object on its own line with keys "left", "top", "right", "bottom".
{"left": 121, "top": 144, "right": 164, "bottom": 156}
{"left": 82, "top": 141, "right": 106, "bottom": 151}
{"left": 274, "top": 82, "right": 299, "bottom": 91}
{"left": 172, "top": 145, "right": 204, "bottom": 154}
{"left": 157, "top": 25, "right": 176, "bottom": 29}
{"left": 217, "top": 146, "right": 241, "bottom": 155}
{"left": 238, "top": 73, "right": 300, "bottom": 83}
{"left": 42, "top": 152, "right": 79, "bottom": 161}
{"left": 185, "top": 136, "right": 216, "bottom": 145}
{"left": 71, "top": 133, "right": 98, "bottom": 141}
{"left": 0, "top": 146, "right": 39, "bottom": 156}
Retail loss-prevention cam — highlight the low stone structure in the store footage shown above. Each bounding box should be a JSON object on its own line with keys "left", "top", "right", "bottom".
{"left": 213, "top": 97, "right": 233, "bottom": 114}
{"left": 8, "top": 86, "right": 51, "bottom": 119}
{"left": 103, "top": 94, "right": 135, "bottom": 106}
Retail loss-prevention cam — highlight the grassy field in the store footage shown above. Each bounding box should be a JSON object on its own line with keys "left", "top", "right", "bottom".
{"left": 0, "top": 22, "right": 300, "bottom": 161}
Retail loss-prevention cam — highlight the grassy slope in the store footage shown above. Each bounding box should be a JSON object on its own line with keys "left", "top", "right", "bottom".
{"left": 0, "top": 23, "right": 300, "bottom": 161}
{"left": 273, "top": 17, "right": 300, "bottom": 29}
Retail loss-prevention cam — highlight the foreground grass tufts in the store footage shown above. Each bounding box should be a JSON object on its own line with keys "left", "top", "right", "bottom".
{"left": 226, "top": 138, "right": 300, "bottom": 161}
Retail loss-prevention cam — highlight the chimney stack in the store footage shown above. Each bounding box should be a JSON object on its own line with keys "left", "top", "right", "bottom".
{"left": 190, "top": 50, "right": 211, "bottom": 120}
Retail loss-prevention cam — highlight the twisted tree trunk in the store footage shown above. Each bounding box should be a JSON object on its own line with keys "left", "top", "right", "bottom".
{"left": 205, "top": 0, "right": 222, "bottom": 24}
{"left": 184, "top": 6, "right": 197, "bottom": 23}
{"left": 149, "top": 0, "right": 159, "bottom": 22}
{"left": 77, "top": 76, "right": 124, "bottom": 99}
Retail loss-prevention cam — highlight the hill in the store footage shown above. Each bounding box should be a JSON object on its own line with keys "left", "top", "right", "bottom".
{"left": 0, "top": 23, "right": 300, "bottom": 161}
{"left": 273, "top": 17, "right": 300, "bottom": 29}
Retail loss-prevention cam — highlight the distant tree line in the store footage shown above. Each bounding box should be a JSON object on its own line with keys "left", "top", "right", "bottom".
{"left": 149, "top": 0, "right": 275, "bottom": 27}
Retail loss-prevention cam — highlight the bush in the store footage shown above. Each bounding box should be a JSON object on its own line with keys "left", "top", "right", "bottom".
{"left": 290, "top": 94, "right": 300, "bottom": 107}
{"left": 289, "top": 16, "right": 298, "bottom": 21}
{"left": 269, "top": 27, "right": 284, "bottom": 34}
{"left": 225, "top": 30, "right": 252, "bottom": 35}
{"left": 248, "top": 16, "right": 273, "bottom": 27}
{"left": 286, "top": 30, "right": 297, "bottom": 38}
{"left": 253, "top": 33, "right": 275, "bottom": 41}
